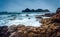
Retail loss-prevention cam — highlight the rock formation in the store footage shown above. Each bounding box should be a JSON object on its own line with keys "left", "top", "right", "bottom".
{"left": 41, "top": 8, "right": 60, "bottom": 37}
{"left": 22, "top": 8, "right": 50, "bottom": 12}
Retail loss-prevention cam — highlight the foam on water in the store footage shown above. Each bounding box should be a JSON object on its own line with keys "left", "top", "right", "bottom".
{"left": 5, "top": 17, "right": 41, "bottom": 27}
{"left": 0, "top": 12, "right": 48, "bottom": 27}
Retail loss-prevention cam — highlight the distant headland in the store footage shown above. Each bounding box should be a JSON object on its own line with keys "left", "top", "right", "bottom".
{"left": 0, "top": 12, "right": 21, "bottom": 15}
{"left": 22, "top": 8, "right": 50, "bottom": 12}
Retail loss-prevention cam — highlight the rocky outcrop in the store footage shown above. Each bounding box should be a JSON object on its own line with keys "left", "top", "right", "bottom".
{"left": 56, "top": 8, "right": 60, "bottom": 14}
{"left": 41, "top": 8, "right": 60, "bottom": 37}
{"left": 22, "top": 8, "right": 50, "bottom": 12}
{"left": 8, "top": 23, "right": 60, "bottom": 37}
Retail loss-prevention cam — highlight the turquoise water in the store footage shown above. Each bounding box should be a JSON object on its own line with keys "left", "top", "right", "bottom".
{"left": 0, "top": 12, "right": 48, "bottom": 27}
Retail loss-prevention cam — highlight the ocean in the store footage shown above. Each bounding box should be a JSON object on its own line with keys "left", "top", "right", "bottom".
{"left": 0, "top": 12, "right": 49, "bottom": 27}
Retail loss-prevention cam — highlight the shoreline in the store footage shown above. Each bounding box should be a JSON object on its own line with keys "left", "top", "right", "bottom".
{"left": 0, "top": 9, "right": 60, "bottom": 37}
{"left": 0, "top": 16, "right": 50, "bottom": 27}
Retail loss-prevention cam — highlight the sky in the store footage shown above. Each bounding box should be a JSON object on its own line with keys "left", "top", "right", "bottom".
{"left": 0, "top": 0, "right": 60, "bottom": 12}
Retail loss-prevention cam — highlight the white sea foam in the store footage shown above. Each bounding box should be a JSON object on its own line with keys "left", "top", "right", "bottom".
{"left": 5, "top": 17, "right": 41, "bottom": 27}
{"left": 0, "top": 12, "right": 48, "bottom": 27}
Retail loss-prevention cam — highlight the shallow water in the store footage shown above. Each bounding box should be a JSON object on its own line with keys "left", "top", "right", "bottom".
{"left": 0, "top": 12, "right": 48, "bottom": 27}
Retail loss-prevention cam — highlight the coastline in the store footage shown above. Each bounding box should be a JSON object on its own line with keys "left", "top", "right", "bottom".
{"left": 0, "top": 10, "right": 60, "bottom": 37}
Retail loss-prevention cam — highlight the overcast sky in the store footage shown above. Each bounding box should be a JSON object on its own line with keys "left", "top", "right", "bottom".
{"left": 0, "top": 0, "right": 60, "bottom": 12}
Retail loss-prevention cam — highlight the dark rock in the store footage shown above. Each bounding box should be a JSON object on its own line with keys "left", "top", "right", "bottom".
{"left": 26, "top": 14, "right": 29, "bottom": 16}
{"left": 22, "top": 8, "right": 50, "bottom": 12}
{"left": 56, "top": 8, "right": 60, "bottom": 14}
{"left": 0, "top": 26, "right": 9, "bottom": 37}
{"left": 28, "top": 18, "right": 31, "bottom": 19}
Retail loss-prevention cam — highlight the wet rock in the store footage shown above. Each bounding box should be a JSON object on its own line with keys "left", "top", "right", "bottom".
{"left": 0, "top": 26, "right": 9, "bottom": 37}
{"left": 26, "top": 14, "right": 29, "bottom": 16}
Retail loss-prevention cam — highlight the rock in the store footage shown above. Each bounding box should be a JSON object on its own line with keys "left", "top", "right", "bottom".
{"left": 8, "top": 25, "right": 17, "bottom": 32}
{"left": 26, "top": 14, "right": 29, "bottom": 16}
{"left": 0, "top": 26, "right": 9, "bottom": 37}
{"left": 28, "top": 18, "right": 31, "bottom": 19}
{"left": 56, "top": 8, "right": 60, "bottom": 14}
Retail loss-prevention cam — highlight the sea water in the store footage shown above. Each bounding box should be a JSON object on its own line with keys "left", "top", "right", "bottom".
{"left": 0, "top": 12, "right": 49, "bottom": 27}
